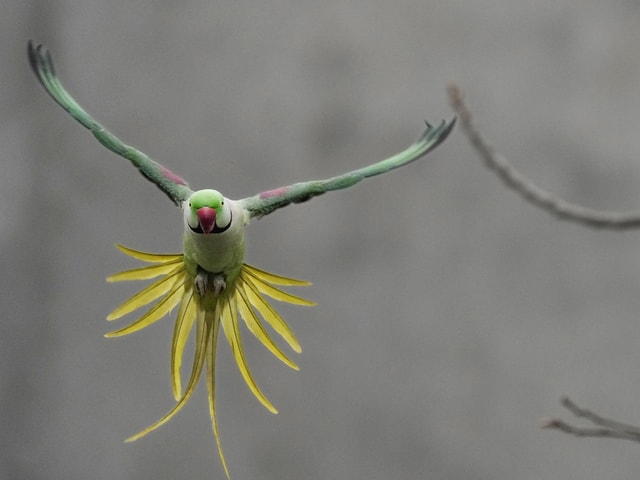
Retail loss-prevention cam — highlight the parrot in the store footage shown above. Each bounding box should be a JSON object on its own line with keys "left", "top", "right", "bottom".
{"left": 28, "top": 41, "right": 455, "bottom": 477}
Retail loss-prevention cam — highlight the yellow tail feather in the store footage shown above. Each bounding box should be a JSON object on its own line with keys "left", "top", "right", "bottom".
{"left": 105, "top": 280, "right": 185, "bottom": 337}
{"left": 106, "top": 259, "right": 183, "bottom": 282}
{"left": 240, "top": 276, "right": 303, "bottom": 353}
{"left": 220, "top": 295, "right": 277, "bottom": 413}
{"left": 242, "top": 263, "right": 312, "bottom": 287}
{"left": 205, "top": 311, "right": 229, "bottom": 479}
{"left": 107, "top": 265, "right": 184, "bottom": 320}
{"left": 170, "top": 286, "right": 197, "bottom": 400}
{"left": 114, "top": 243, "right": 183, "bottom": 263}
{"left": 125, "top": 309, "right": 209, "bottom": 443}
{"left": 236, "top": 284, "right": 299, "bottom": 370}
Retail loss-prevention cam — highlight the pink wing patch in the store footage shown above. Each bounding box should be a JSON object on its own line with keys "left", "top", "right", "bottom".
{"left": 259, "top": 187, "right": 289, "bottom": 199}
{"left": 161, "top": 167, "right": 188, "bottom": 185}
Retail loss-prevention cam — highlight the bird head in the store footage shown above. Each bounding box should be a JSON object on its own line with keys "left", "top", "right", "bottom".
{"left": 185, "top": 189, "right": 230, "bottom": 235}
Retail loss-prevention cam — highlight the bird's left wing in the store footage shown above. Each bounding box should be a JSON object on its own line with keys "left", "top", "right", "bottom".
{"left": 28, "top": 42, "right": 194, "bottom": 206}
{"left": 240, "top": 118, "right": 455, "bottom": 219}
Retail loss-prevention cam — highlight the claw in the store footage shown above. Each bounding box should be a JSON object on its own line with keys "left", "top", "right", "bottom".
{"left": 194, "top": 267, "right": 226, "bottom": 297}
{"left": 194, "top": 269, "right": 209, "bottom": 297}
{"left": 212, "top": 275, "right": 226, "bottom": 296}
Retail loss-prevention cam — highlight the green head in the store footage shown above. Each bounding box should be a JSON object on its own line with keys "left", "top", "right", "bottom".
{"left": 185, "top": 189, "right": 230, "bottom": 235}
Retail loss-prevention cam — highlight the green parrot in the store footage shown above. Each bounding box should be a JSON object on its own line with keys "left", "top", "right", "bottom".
{"left": 28, "top": 41, "right": 455, "bottom": 477}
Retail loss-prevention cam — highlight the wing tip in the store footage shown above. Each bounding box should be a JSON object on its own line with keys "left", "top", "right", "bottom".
{"left": 27, "top": 41, "right": 55, "bottom": 78}
{"left": 27, "top": 40, "right": 62, "bottom": 104}
{"left": 413, "top": 116, "right": 456, "bottom": 155}
{"left": 422, "top": 116, "right": 456, "bottom": 143}
{"left": 27, "top": 40, "right": 42, "bottom": 78}
{"left": 26, "top": 40, "right": 37, "bottom": 69}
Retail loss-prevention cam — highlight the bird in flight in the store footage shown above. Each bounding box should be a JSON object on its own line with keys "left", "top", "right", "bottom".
{"left": 28, "top": 41, "right": 455, "bottom": 477}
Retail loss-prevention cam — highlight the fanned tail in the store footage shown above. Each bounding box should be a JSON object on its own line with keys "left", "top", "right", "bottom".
{"left": 106, "top": 245, "right": 314, "bottom": 477}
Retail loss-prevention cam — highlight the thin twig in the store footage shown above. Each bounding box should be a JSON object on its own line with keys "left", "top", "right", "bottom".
{"left": 541, "top": 396, "right": 640, "bottom": 442}
{"left": 447, "top": 83, "right": 640, "bottom": 230}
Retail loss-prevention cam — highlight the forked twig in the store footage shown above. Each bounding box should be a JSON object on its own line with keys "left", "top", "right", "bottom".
{"left": 448, "top": 85, "right": 640, "bottom": 445}
{"left": 447, "top": 84, "right": 640, "bottom": 229}
{"left": 541, "top": 396, "right": 640, "bottom": 442}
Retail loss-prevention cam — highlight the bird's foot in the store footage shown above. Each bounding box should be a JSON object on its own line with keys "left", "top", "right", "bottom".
{"left": 194, "top": 270, "right": 208, "bottom": 297}
{"left": 194, "top": 268, "right": 226, "bottom": 297}
{"left": 212, "top": 275, "right": 226, "bottom": 296}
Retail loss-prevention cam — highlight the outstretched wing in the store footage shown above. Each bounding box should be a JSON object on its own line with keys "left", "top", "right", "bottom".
{"left": 28, "top": 42, "right": 194, "bottom": 206}
{"left": 240, "top": 118, "right": 455, "bottom": 219}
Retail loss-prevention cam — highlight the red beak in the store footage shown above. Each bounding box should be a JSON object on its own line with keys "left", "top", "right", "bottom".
{"left": 197, "top": 207, "right": 216, "bottom": 234}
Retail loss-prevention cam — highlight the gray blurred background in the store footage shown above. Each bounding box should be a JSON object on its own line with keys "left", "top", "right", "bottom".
{"left": 4, "top": 1, "right": 640, "bottom": 479}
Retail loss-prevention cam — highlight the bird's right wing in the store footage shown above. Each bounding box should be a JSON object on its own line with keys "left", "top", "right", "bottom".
{"left": 28, "top": 41, "right": 194, "bottom": 206}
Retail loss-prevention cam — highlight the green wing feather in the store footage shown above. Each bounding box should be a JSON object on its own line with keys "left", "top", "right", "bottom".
{"left": 240, "top": 118, "right": 455, "bottom": 218}
{"left": 27, "top": 42, "right": 194, "bottom": 205}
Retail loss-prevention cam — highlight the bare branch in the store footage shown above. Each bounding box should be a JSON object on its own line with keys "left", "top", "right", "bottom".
{"left": 447, "top": 83, "right": 640, "bottom": 230}
{"left": 541, "top": 396, "right": 640, "bottom": 442}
